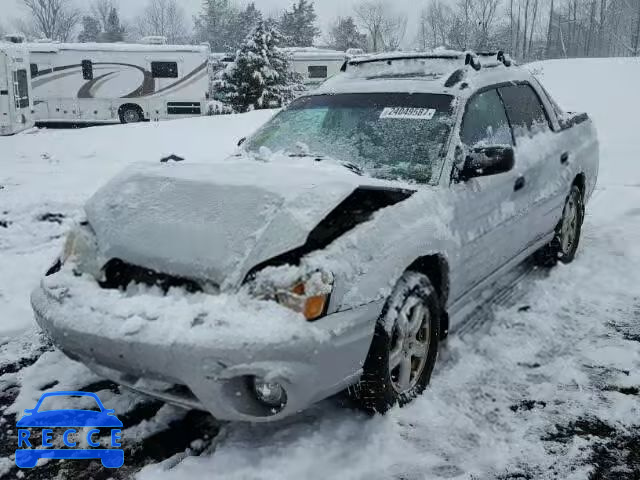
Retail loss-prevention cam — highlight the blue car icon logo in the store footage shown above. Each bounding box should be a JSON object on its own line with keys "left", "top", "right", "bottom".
{"left": 15, "top": 391, "right": 124, "bottom": 469}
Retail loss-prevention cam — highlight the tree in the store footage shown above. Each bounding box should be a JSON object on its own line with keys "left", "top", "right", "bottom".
{"left": 634, "top": 0, "right": 640, "bottom": 55}
{"left": 227, "top": 2, "right": 264, "bottom": 50}
{"left": 213, "top": 21, "right": 305, "bottom": 113}
{"left": 102, "top": 6, "right": 125, "bottom": 42}
{"left": 78, "top": 15, "right": 101, "bottom": 42}
{"left": 91, "top": 0, "right": 116, "bottom": 32}
{"left": 194, "top": 0, "right": 237, "bottom": 51}
{"left": 279, "top": 0, "right": 320, "bottom": 47}
{"left": 354, "top": 0, "right": 407, "bottom": 52}
{"left": 21, "top": 0, "right": 80, "bottom": 41}
{"left": 473, "top": 0, "right": 500, "bottom": 49}
{"left": 419, "top": 0, "right": 453, "bottom": 49}
{"left": 328, "top": 16, "right": 367, "bottom": 51}
{"left": 137, "top": 0, "right": 189, "bottom": 44}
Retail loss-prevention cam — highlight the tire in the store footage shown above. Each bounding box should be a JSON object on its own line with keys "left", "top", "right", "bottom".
{"left": 120, "top": 106, "right": 142, "bottom": 124}
{"left": 350, "top": 271, "right": 440, "bottom": 414}
{"left": 534, "top": 184, "right": 584, "bottom": 267}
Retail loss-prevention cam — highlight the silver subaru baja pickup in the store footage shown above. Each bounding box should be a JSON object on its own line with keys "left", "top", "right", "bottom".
{"left": 32, "top": 51, "right": 599, "bottom": 422}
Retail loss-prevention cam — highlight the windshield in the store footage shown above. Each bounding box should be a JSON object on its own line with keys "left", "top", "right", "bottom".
{"left": 245, "top": 93, "right": 456, "bottom": 184}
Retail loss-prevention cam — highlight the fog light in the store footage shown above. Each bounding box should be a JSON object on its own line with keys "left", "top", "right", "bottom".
{"left": 252, "top": 378, "right": 287, "bottom": 409}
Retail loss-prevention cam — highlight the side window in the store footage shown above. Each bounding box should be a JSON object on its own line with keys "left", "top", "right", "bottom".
{"left": 151, "top": 62, "right": 178, "bottom": 78}
{"left": 30, "top": 63, "right": 38, "bottom": 78}
{"left": 498, "top": 84, "right": 550, "bottom": 137}
{"left": 461, "top": 89, "right": 513, "bottom": 148}
{"left": 82, "top": 60, "right": 93, "bottom": 80}
{"left": 308, "top": 65, "right": 328, "bottom": 79}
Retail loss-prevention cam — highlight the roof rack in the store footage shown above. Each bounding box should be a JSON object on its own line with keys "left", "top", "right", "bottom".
{"left": 342, "top": 49, "right": 512, "bottom": 73}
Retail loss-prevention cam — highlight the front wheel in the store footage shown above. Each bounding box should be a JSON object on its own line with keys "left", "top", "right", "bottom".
{"left": 535, "top": 185, "right": 584, "bottom": 266}
{"left": 350, "top": 271, "right": 440, "bottom": 414}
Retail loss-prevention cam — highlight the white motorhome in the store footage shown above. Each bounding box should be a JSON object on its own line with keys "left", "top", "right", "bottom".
{"left": 27, "top": 42, "right": 210, "bottom": 124}
{"left": 285, "top": 48, "right": 347, "bottom": 86}
{"left": 0, "top": 41, "right": 35, "bottom": 135}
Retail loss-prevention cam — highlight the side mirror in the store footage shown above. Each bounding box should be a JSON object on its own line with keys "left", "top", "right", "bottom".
{"left": 459, "top": 146, "right": 515, "bottom": 181}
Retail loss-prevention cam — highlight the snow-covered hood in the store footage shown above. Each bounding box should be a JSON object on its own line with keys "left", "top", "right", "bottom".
{"left": 84, "top": 158, "right": 409, "bottom": 288}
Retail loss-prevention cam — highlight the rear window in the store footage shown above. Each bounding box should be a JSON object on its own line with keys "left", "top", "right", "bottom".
{"left": 152, "top": 61, "right": 178, "bottom": 78}
{"left": 498, "top": 84, "right": 550, "bottom": 137}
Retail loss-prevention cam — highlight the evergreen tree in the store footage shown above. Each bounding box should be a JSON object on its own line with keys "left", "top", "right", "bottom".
{"left": 101, "top": 7, "right": 124, "bottom": 42}
{"left": 279, "top": 0, "right": 320, "bottom": 47}
{"left": 227, "top": 2, "right": 263, "bottom": 50}
{"left": 194, "top": 0, "right": 237, "bottom": 52}
{"left": 329, "top": 16, "right": 367, "bottom": 51}
{"left": 213, "top": 22, "right": 305, "bottom": 113}
{"left": 78, "top": 15, "right": 101, "bottom": 42}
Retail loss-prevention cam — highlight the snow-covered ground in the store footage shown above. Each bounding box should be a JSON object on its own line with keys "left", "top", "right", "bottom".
{"left": 1, "top": 58, "right": 639, "bottom": 479}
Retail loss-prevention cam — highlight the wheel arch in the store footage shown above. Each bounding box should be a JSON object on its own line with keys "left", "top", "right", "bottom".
{"left": 573, "top": 173, "right": 586, "bottom": 195}
{"left": 406, "top": 254, "right": 450, "bottom": 337}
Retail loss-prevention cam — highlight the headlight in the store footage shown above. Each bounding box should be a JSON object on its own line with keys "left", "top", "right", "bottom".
{"left": 251, "top": 269, "right": 334, "bottom": 321}
{"left": 57, "top": 222, "right": 102, "bottom": 278}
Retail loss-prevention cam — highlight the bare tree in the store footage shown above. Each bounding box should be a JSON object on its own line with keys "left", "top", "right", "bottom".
{"left": 21, "top": 0, "right": 80, "bottom": 41}
{"left": 354, "top": 0, "right": 407, "bottom": 52}
{"left": 136, "top": 0, "right": 189, "bottom": 44}
{"left": 91, "top": 0, "right": 116, "bottom": 32}
{"left": 473, "top": 0, "right": 500, "bottom": 48}
{"left": 545, "top": 0, "right": 555, "bottom": 57}
{"left": 421, "top": 0, "right": 453, "bottom": 49}
{"left": 381, "top": 14, "right": 407, "bottom": 50}
{"left": 527, "top": 0, "right": 539, "bottom": 57}
{"left": 634, "top": 0, "right": 640, "bottom": 55}
{"left": 418, "top": 8, "right": 431, "bottom": 49}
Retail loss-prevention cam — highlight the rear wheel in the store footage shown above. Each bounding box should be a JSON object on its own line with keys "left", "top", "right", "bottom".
{"left": 119, "top": 105, "right": 143, "bottom": 124}
{"left": 351, "top": 271, "right": 440, "bottom": 414}
{"left": 535, "top": 185, "right": 584, "bottom": 266}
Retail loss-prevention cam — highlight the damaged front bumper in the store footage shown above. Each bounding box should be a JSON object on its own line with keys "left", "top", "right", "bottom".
{"left": 31, "top": 272, "right": 383, "bottom": 422}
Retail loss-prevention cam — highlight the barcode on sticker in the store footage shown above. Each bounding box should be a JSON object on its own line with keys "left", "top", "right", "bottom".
{"left": 380, "top": 108, "right": 436, "bottom": 120}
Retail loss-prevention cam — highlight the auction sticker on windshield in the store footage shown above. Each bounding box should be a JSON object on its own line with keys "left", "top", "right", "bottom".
{"left": 380, "top": 107, "right": 436, "bottom": 120}
{"left": 15, "top": 391, "right": 124, "bottom": 469}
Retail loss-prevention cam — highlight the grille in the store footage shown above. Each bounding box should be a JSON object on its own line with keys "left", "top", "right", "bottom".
{"left": 100, "top": 259, "right": 203, "bottom": 294}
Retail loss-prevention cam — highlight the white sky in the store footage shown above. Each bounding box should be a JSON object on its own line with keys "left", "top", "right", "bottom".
{"left": 1, "top": 0, "right": 421, "bottom": 43}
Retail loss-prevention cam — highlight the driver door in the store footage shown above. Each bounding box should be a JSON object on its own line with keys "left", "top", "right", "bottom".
{"left": 448, "top": 88, "right": 525, "bottom": 304}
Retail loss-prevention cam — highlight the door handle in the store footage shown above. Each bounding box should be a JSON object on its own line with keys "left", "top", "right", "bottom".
{"left": 561, "top": 152, "right": 570, "bottom": 164}
{"left": 514, "top": 176, "right": 526, "bottom": 192}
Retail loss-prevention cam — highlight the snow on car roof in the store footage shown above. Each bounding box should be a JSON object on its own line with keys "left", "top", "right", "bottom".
{"left": 313, "top": 51, "right": 532, "bottom": 97}
{"left": 26, "top": 42, "right": 209, "bottom": 54}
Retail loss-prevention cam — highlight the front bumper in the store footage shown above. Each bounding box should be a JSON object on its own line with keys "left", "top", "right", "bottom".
{"left": 31, "top": 273, "right": 383, "bottom": 422}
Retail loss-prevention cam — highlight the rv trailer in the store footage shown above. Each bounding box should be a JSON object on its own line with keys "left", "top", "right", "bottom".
{"left": 27, "top": 42, "right": 210, "bottom": 125}
{"left": 284, "top": 48, "right": 347, "bottom": 86}
{"left": 0, "top": 41, "right": 35, "bottom": 135}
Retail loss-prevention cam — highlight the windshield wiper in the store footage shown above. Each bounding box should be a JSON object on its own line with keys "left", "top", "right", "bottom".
{"left": 287, "top": 152, "right": 364, "bottom": 176}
